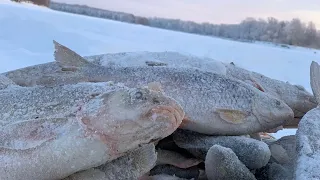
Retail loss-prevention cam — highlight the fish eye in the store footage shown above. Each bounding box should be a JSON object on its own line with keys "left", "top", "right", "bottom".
{"left": 276, "top": 100, "right": 281, "bottom": 106}
{"left": 135, "top": 91, "right": 143, "bottom": 99}
{"left": 153, "top": 97, "right": 160, "bottom": 104}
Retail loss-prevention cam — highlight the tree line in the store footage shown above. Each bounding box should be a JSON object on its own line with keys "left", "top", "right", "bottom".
{"left": 48, "top": 1, "right": 320, "bottom": 49}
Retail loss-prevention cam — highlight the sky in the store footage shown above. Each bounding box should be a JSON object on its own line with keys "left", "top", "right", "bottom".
{"left": 54, "top": 0, "right": 320, "bottom": 27}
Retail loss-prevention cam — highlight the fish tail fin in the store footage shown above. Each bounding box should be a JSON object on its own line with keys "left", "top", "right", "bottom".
{"left": 0, "top": 75, "right": 16, "bottom": 90}
{"left": 310, "top": 61, "right": 320, "bottom": 104}
{"left": 53, "top": 40, "right": 91, "bottom": 71}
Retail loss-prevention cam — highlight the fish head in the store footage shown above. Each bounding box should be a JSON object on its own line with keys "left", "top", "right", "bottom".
{"left": 251, "top": 92, "right": 294, "bottom": 129}
{"left": 279, "top": 84, "right": 317, "bottom": 118}
{"left": 81, "top": 85, "right": 185, "bottom": 153}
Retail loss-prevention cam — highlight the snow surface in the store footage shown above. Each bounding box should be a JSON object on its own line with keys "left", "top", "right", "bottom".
{"left": 1, "top": 1, "right": 320, "bottom": 138}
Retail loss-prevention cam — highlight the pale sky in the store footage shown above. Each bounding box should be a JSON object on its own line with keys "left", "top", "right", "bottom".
{"left": 55, "top": 0, "right": 320, "bottom": 27}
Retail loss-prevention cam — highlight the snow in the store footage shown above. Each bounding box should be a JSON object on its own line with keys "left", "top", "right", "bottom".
{"left": 1, "top": 1, "right": 319, "bottom": 138}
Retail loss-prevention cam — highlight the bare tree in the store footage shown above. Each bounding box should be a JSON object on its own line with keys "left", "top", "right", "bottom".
{"left": 11, "top": 0, "right": 50, "bottom": 7}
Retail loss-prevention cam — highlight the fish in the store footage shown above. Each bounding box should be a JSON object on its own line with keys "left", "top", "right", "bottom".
{"left": 0, "top": 74, "right": 16, "bottom": 90}
{"left": 139, "top": 174, "right": 190, "bottom": 180}
{"left": 64, "top": 143, "right": 157, "bottom": 180}
{"left": 0, "top": 79, "right": 184, "bottom": 180}
{"left": 172, "top": 129, "right": 271, "bottom": 169}
{"left": 6, "top": 40, "right": 294, "bottom": 135}
{"left": 149, "top": 164, "right": 200, "bottom": 180}
{"left": 226, "top": 64, "right": 317, "bottom": 119}
{"left": 205, "top": 145, "right": 257, "bottom": 180}
{"left": 156, "top": 149, "right": 203, "bottom": 168}
{"left": 295, "top": 61, "right": 320, "bottom": 180}
{"left": 85, "top": 51, "right": 316, "bottom": 119}
{"left": 3, "top": 51, "right": 315, "bottom": 120}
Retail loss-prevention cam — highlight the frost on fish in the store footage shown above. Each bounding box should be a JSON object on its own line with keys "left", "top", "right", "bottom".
{"left": 3, "top": 62, "right": 60, "bottom": 86}
{"left": 0, "top": 74, "right": 16, "bottom": 90}
{"left": 149, "top": 164, "right": 200, "bottom": 180}
{"left": 0, "top": 117, "right": 111, "bottom": 180}
{"left": 0, "top": 81, "right": 120, "bottom": 125}
{"left": 3, "top": 45, "right": 315, "bottom": 119}
{"left": 156, "top": 149, "right": 203, "bottom": 168}
{"left": 295, "top": 108, "right": 320, "bottom": 180}
{"left": 65, "top": 143, "right": 157, "bottom": 180}
{"left": 0, "top": 82, "right": 184, "bottom": 180}
{"left": 84, "top": 51, "right": 316, "bottom": 118}
{"left": 0, "top": 118, "right": 70, "bottom": 150}
{"left": 205, "top": 145, "right": 257, "bottom": 180}
{"left": 226, "top": 64, "right": 317, "bottom": 118}
{"left": 139, "top": 174, "right": 190, "bottom": 180}
{"left": 295, "top": 61, "right": 320, "bottom": 180}
{"left": 22, "top": 41, "right": 294, "bottom": 136}
{"left": 84, "top": 51, "right": 227, "bottom": 76}
{"left": 266, "top": 135, "right": 296, "bottom": 175}
{"left": 173, "top": 129, "right": 271, "bottom": 169}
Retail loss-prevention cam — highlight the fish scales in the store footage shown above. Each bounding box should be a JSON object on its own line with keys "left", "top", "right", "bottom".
{"left": 83, "top": 66, "right": 254, "bottom": 111}
{"left": 0, "top": 82, "right": 118, "bottom": 126}
{"left": 2, "top": 41, "right": 294, "bottom": 135}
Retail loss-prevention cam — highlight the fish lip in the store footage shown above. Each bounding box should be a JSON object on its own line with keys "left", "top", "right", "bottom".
{"left": 290, "top": 96, "right": 317, "bottom": 116}
{"left": 253, "top": 106, "right": 294, "bottom": 127}
{"left": 309, "top": 95, "right": 317, "bottom": 104}
{"left": 150, "top": 105, "right": 184, "bottom": 129}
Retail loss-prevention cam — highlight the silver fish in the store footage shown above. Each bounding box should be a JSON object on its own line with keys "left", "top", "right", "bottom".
{"left": 86, "top": 51, "right": 317, "bottom": 119}
{"left": 65, "top": 143, "right": 157, "bottom": 180}
{"left": 0, "top": 80, "right": 184, "bottom": 180}
{"left": 226, "top": 64, "right": 316, "bottom": 119}
{"left": 3, "top": 51, "right": 315, "bottom": 121}
{"left": 0, "top": 74, "right": 16, "bottom": 90}
{"left": 295, "top": 61, "right": 320, "bottom": 180}
{"left": 205, "top": 145, "right": 257, "bottom": 180}
{"left": 139, "top": 174, "right": 190, "bottom": 180}
{"left": 156, "top": 149, "right": 203, "bottom": 168}
{"left": 6, "top": 41, "right": 294, "bottom": 135}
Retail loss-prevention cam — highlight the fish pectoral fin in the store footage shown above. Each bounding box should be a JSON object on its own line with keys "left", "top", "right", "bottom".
{"left": 216, "top": 109, "right": 249, "bottom": 124}
{"left": 0, "top": 75, "right": 17, "bottom": 90}
{"left": 145, "top": 61, "right": 168, "bottom": 67}
{"left": 0, "top": 117, "right": 69, "bottom": 150}
{"left": 147, "top": 82, "right": 164, "bottom": 93}
{"left": 53, "top": 40, "right": 91, "bottom": 71}
{"left": 178, "top": 116, "right": 192, "bottom": 128}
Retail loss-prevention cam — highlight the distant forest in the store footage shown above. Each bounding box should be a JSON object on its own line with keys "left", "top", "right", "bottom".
{"left": 49, "top": 1, "right": 320, "bottom": 49}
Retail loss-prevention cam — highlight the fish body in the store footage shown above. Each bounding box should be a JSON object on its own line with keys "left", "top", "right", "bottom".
{"left": 156, "top": 149, "right": 203, "bottom": 168}
{"left": 295, "top": 61, "right": 320, "bottom": 180}
{"left": 3, "top": 51, "right": 315, "bottom": 120}
{"left": 226, "top": 64, "right": 316, "bottom": 118}
{"left": 65, "top": 143, "right": 157, "bottom": 180}
{"left": 4, "top": 41, "right": 294, "bottom": 135}
{"left": 205, "top": 145, "right": 257, "bottom": 180}
{"left": 0, "top": 80, "right": 184, "bottom": 180}
{"left": 86, "top": 51, "right": 317, "bottom": 119}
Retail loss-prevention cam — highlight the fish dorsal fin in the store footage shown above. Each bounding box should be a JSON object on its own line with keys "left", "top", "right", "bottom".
{"left": 216, "top": 109, "right": 249, "bottom": 124}
{"left": 310, "top": 61, "right": 320, "bottom": 104}
{"left": 53, "top": 40, "right": 90, "bottom": 71}
{"left": 0, "top": 75, "right": 16, "bottom": 90}
{"left": 145, "top": 61, "right": 168, "bottom": 67}
{"left": 0, "top": 118, "right": 69, "bottom": 150}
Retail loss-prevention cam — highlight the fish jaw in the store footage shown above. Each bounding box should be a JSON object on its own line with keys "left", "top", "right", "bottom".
{"left": 252, "top": 92, "right": 294, "bottom": 131}
{"left": 78, "top": 87, "right": 185, "bottom": 155}
{"left": 271, "top": 83, "right": 316, "bottom": 118}
{"left": 288, "top": 92, "right": 317, "bottom": 118}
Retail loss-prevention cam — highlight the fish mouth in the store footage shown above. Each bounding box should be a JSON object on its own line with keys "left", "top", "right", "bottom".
{"left": 261, "top": 110, "right": 294, "bottom": 127}
{"left": 149, "top": 105, "right": 184, "bottom": 130}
